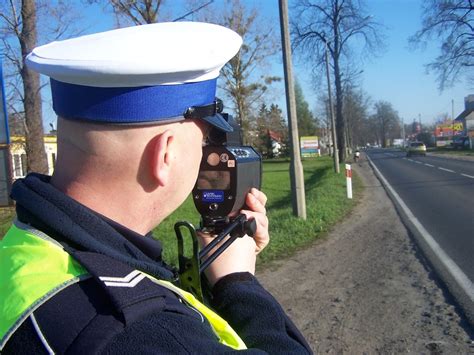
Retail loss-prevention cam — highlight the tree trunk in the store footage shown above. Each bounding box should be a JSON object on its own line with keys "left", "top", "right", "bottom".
{"left": 381, "top": 118, "right": 387, "bottom": 148}
{"left": 333, "top": 58, "right": 346, "bottom": 162}
{"left": 19, "top": 0, "right": 48, "bottom": 174}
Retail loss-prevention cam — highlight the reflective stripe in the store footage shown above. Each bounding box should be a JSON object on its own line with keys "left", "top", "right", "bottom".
{"left": 0, "top": 223, "right": 247, "bottom": 350}
{"left": 30, "top": 313, "right": 55, "bottom": 355}
{"left": 0, "top": 223, "right": 89, "bottom": 349}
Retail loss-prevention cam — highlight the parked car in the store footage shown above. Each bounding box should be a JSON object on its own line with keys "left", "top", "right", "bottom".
{"left": 407, "top": 141, "right": 426, "bottom": 157}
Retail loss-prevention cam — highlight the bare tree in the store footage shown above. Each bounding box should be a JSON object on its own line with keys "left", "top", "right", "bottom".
{"left": 103, "top": 0, "right": 280, "bottom": 144}
{"left": 96, "top": 0, "right": 212, "bottom": 26}
{"left": 196, "top": 0, "right": 280, "bottom": 142}
{"left": 370, "top": 101, "right": 400, "bottom": 148}
{"left": 100, "top": 0, "right": 165, "bottom": 26}
{"left": 291, "top": 0, "right": 384, "bottom": 161}
{"left": 343, "top": 84, "right": 370, "bottom": 148}
{"left": 410, "top": 1, "right": 474, "bottom": 91}
{"left": 1, "top": 0, "right": 86, "bottom": 174}
{"left": 1, "top": 0, "right": 48, "bottom": 174}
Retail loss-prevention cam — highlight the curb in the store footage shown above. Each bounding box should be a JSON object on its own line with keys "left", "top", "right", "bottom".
{"left": 366, "top": 154, "right": 474, "bottom": 327}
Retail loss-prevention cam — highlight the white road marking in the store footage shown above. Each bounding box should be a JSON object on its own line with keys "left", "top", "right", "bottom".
{"left": 366, "top": 156, "right": 474, "bottom": 308}
{"left": 438, "top": 167, "right": 455, "bottom": 173}
{"left": 407, "top": 159, "right": 414, "bottom": 162}
{"left": 461, "top": 173, "right": 474, "bottom": 179}
{"left": 424, "top": 163, "right": 435, "bottom": 167}
{"left": 414, "top": 161, "right": 423, "bottom": 164}
{"left": 402, "top": 158, "right": 407, "bottom": 160}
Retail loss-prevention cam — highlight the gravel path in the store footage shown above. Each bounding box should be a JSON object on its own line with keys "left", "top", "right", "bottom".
{"left": 258, "top": 158, "right": 474, "bottom": 353}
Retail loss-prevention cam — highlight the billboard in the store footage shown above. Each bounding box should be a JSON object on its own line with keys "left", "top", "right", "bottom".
{"left": 434, "top": 120, "right": 464, "bottom": 137}
{"left": 300, "top": 136, "right": 319, "bottom": 157}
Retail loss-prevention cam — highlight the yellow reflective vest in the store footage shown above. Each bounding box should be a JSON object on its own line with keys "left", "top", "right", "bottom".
{"left": 0, "top": 221, "right": 246, "bottom": 350}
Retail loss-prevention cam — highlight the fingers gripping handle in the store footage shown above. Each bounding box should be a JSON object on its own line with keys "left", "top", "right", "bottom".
{"left": 199, "top": 214, "right": 255, "bottom": 273}
{"left": 175, "top": 214, "right": 255, "bottom": 301}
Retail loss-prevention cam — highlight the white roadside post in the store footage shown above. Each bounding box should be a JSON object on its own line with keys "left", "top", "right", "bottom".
{"left": 345, "top": 164, "right": 353, "bottom": 199}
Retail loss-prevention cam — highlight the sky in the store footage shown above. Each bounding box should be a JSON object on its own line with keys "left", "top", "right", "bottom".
{"left": 19, "top": 0, "right": 472, "bottom": 130}
{"left": 286, "top": 0, "right": 471, "bottom": 126}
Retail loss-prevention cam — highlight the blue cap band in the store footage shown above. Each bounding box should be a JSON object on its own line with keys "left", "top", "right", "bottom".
{"left": 51, "top": 78, "right": 217, "bottom": 124}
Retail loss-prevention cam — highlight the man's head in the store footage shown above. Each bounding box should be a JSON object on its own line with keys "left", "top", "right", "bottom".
{"left": 26, "top": 22, "right": 242, "bottom": 233}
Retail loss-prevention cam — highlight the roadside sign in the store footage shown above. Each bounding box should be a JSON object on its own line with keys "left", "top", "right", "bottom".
{"left": 300, "top": 136, "right": 320, "bottom": 157}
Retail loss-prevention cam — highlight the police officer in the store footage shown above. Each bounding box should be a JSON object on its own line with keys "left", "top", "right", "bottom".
{"left": 0, "top": 22, "right": 311, "bottom": 353}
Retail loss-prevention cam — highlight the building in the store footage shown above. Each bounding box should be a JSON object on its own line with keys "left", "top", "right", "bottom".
{"left": 10, "top": 135, "right": 57, "bottom": 180}
{"left": 267, "top": 129, "right": 283, "bottom": 157}
{"left": 454, "top": 95, "right": 474, "bottom": 149}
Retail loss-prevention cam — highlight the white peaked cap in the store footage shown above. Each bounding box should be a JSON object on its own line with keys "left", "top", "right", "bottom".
{"left": 25, "top": 22, "right": 242, "bottom": 130}
{"left": 26, "top": 22, "right": 242, "bottom": 87}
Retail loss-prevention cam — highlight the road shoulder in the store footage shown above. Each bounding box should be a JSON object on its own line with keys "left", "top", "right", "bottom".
{"left": 258, "top": 158, "right": 473, "bottom": 353}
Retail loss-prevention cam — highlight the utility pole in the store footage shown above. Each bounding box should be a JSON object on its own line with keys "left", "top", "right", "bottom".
{"left": 278, "top": 0, "right": 306, "bottom": 219}
{"left": 324, "top": 38, "right": 339, "bottom": 173}
{"left": 452, "top": 99, "right": 454, "bottom": 120}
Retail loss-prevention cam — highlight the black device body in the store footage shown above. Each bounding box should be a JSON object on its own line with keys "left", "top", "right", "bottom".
{"left": 176, "top": 111, "right": 261, "bottom": 300}
{"left": 192, "top": 113, "right": 262, "bottom": 232}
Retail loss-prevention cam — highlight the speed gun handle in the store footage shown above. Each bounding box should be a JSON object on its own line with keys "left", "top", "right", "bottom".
{"left": 199, "top": 214, "right": 256, "bottom": 273}
{"left": 174, "top": 221, "right": 203, "bottom": 301}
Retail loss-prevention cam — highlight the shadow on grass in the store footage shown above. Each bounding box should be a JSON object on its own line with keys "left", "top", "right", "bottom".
{"left": 268, "top": 165, "right": 330, "bottom": 210}
{"left": 262, "top": 158, "right": 291, "bottom": 164}
{"left": 305, "top": 165, "right": 330, "bottom": 192}
{"left": 263, "top": 168, "right": 290, "bottom": 174}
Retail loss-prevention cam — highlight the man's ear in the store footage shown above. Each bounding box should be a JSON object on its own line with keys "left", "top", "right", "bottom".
{"left": 151, "top": 129, "right": 175, "bottom": 187}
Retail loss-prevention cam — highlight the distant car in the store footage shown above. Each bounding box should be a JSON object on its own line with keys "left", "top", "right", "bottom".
{"left": 407, "top": 141, "right": 426, "bottom": 157}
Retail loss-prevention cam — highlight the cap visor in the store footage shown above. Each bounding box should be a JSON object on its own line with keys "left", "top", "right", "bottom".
{"left": 201, "top": 113, "right": 233, "bottom": 132}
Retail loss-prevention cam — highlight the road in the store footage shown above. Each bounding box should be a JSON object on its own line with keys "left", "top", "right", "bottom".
{"left": 365, "top": 148, "right": 474, "bottom": 287}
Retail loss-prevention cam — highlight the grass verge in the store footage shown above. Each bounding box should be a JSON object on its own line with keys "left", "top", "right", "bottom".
{"left": 0, "top": 207, "right": 16, "bottom": 237}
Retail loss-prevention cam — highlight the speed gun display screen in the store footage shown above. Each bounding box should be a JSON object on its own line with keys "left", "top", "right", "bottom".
{"left": 197, "top": 171, "right": 231, "bottom": 190}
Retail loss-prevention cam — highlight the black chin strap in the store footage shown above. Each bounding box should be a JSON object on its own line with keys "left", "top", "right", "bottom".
{"left": 183, "top": 98, "right": 223, "bottom": 119}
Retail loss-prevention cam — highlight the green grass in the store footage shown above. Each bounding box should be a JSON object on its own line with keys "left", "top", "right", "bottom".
{"left": 0, "top": 157, "right": 362, "bottom": 269}
{"left": 0, "top": 207, "right": 15, "bottom": 237}
{"left": 154, "top": 156, "right": 361, "bottom": 268}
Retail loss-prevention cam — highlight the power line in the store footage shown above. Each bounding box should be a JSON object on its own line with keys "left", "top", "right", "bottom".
{"left": 173, "top": 1, "right": 214, "bottom": 22}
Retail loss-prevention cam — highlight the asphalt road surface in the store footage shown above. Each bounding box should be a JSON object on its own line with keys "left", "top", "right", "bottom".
{"left": 365, "top": 148, "right": 474, "bottom": 286}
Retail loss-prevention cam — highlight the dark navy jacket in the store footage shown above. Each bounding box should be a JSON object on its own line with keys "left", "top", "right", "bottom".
{"left": 3, "top": 174, "right": 312, "bottom": 354}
